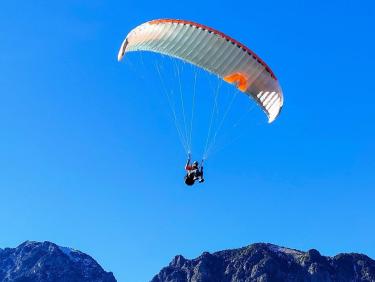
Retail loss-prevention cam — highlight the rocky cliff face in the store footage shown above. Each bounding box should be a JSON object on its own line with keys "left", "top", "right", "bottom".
{"left": 151, "top": 243, "right": 375, "bottom": 282}
{"left": 0, "top": 241, "right": 116, "bottom": 282}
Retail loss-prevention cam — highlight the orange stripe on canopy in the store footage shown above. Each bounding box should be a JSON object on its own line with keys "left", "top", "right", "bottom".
{"left": 224, "top": 73, "right": 248, "bottom": 92}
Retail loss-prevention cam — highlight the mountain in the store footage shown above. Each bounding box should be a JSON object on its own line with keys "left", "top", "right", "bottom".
{"left": 151, "top": 243, "right": 375, "bottom": 282}
{"left": 0, "top": 241, "right": 116, "bottom": 282}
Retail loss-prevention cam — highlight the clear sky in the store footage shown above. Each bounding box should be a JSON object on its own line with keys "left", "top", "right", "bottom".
{"left": 0, "top": 1, "right": 374, "bottom": 281}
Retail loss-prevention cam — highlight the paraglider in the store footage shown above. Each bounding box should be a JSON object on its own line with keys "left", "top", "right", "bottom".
{"left": 184, "top": 155, "right": 204, "bottom": 186}
{"left": 117, "top": 19, "right": 284, "bottom": 186}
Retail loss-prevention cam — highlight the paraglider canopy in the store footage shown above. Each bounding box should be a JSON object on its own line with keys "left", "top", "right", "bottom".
{"left": 118, "top": 18, "right": 283, "bottom": 123}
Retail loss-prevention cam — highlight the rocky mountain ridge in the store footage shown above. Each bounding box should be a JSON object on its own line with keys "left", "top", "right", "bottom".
{"left": 151, "top": 243, "right": 375, "bottom": 282}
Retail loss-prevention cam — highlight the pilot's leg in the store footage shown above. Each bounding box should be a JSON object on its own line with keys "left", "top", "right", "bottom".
{"left": 198, "top": 167, "right": 204, "bottom": 183}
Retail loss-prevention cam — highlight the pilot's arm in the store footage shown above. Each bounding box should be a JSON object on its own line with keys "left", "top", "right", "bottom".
{"left": 185, "top": 156, "right": 191, "bottom": 170}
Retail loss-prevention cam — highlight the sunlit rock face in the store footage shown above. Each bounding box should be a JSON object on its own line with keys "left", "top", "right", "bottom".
{"left": 151, "top": 243, "right": 375, "bottom": 282}
{"left": 0, "top": 241, "right": 116, "bottom": 282}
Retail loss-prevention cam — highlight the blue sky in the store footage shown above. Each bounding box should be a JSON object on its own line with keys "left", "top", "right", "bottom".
{"left": 0, "top": 1, "right": 374, "bottom": 281}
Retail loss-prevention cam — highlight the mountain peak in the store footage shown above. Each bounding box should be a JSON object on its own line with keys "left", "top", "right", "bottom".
{"left": 0, "top": 241, "right": 116, "bottom": 282}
